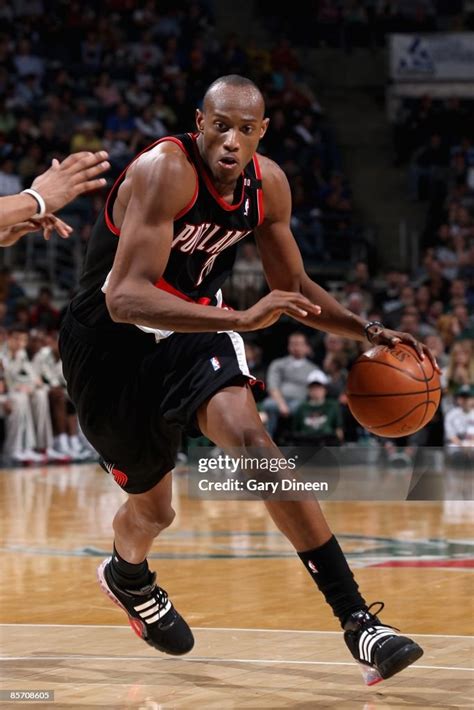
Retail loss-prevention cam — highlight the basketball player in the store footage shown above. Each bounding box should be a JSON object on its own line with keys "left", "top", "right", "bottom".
{"left": 60, "top": 76, "right": 438, "bottom": 685}
{"left": 0, "top": 150, "right": 110, "bottom": 245}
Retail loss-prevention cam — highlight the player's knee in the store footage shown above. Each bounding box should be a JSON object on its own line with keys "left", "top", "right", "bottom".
{"left": 120, "top": 498, "right": 175, "bottom": 539}
{"left": 242, "top": 427, "right": 273, "bottom": 450}
{"left": 137, "top": 503, "right": 175, "bottom": 535}
{"left": 156, "top": 505, "right": 176, "bottom": 530}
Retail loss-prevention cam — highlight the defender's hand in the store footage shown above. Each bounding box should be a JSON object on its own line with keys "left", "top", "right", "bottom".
{"left": 0, "top": 214, "right": 73, "bottom": 246}
{"left": 31, "top": 151, "right": 110, "bottom": 213}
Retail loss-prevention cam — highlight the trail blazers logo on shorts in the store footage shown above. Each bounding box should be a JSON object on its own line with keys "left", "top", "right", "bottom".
{"left": 308, "top": 560, "right": 318, "bottom": 574}
{"left": 210, "top": 356, "right": 221, "bottom": 371}
{"left": 103, "top": 460, "right": 128, "bottom": 488}
{"left": 112, "top": 467, "right": 128, "bottom": 487}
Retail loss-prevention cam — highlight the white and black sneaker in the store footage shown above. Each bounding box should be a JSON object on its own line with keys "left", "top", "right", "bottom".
{"left": 97, "top": 558, "right": 194, "bottom": 655}
{"left": 344, "top": 602, "right": 423, "bottom": 685}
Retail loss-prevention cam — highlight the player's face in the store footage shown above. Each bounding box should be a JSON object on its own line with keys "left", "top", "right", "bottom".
{"left": 196, "top": 90, "right": 268, "bottom": 184}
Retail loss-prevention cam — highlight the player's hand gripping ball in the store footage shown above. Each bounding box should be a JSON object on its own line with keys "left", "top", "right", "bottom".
{"left": 346, "top": 343, "right": 441, "bottom": 438}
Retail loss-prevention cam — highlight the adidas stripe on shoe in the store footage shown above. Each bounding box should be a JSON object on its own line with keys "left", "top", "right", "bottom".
{"left": 97, "top": 558, "right": 194, "bottom": 655}
{"left": 344, "top": 602, "right": 423, "bottom": 685}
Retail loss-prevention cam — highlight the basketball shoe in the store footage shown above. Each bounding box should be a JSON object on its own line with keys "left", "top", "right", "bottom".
{"left": 344, "top": 602, "right": 423, "bottom": 685}
{"left": 97, "top": 558, "right": 194, "bottom": 655}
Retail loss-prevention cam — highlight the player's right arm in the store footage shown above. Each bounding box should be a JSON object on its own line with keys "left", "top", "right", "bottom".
{"left": 105, "top": 148, "right": 321, "bottom": 333}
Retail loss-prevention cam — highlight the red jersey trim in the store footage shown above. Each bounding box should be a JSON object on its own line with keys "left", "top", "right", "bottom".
{"left": 154, "top": 277, "right": 212, "bottom": 305}
{"left": 104, "top": 137, "right": 199, "bottom": 236}
{"left": 190, "top": 133, "right": 245, "bottom": 212}
{"left": 154, "top": 277, "right": 195, "bottom": 302}
{"left": 253, "top": 154, "right": 265, "bottom": 226}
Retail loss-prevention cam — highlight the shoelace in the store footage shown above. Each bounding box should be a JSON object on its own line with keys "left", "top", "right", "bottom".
{"left": 362, "top": 601, "right": 400, "bottom": 633}
{"left": 127, "top": 573, "right": 170, "bottom": 611}
{"left": 366, "top": 601, "right": 385, "bottom": 617}
{"left": 140, "top": 572, "right": 168, "bottom": 610}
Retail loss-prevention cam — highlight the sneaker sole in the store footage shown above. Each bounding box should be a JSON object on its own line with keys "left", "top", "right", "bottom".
{"left": 97, "top": 558, "right": 193, "bottom": 656}
{"left": 357, "top": 642, "right": 423, "bottom": 685}
{"left": 378, "top": 642, "right": 424, "bottom": 680}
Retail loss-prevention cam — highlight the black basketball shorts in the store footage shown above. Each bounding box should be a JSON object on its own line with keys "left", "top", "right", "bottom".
{"left": 59, "top": 309, "right": 253, "bottom": 494}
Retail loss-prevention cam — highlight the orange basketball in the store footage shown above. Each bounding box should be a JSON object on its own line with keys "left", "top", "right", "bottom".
{"left": 346, "top": 343, "right": 441, "bottom": 438}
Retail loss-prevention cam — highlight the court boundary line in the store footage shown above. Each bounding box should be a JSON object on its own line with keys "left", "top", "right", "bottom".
{"left": 0, "top": 655, "right": 470, "bottom": 672}
{"left": 0, "top": 623, "right": 472, "bottom": 639}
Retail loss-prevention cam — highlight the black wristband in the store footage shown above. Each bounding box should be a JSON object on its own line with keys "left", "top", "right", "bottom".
{"left": 364, "top": 320, "right": 384, "bottom": 343}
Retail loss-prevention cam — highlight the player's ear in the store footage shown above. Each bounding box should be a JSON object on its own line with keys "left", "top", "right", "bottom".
{"left": 195, "top": 109, "right": 204, "bottom": 133}
{"left": 260, "top": 117, "right": 270, "bottom": 139}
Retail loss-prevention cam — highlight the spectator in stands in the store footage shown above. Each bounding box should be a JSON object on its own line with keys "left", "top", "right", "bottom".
{"left": 0, "top": 158, "right": 22, "bottom": 196}
{"left": 444, "top": 384, "right": 474, "bottom": 447}
{"left": 322, "top": 352, "right": 348, "bottom": 399}
{"left": 29, "top": 287, "right": 60, "bottom": 330}
{"left": 420, "top": 252, "right": 451, "bottom": 303}
{"left": 0, "top": 266, "right": 25, "bottom": 315}
{"left": 231, "top": 241, "right": 266, "bottom": 309}
{"left": 345, "top": 291, "right": 368, "bottom": 321}
{"left": 433, "top": 224, "right": 460, "bottom": 280}
{"left": 409, "top": 133, "right": 450, "bottom": 201}
{"left": 350, "top": 259, "right": 371, "bottom": 291}
{"left": 135, "top": 107, "right": 167, "bottom": 140}
{"left": 424, "top": 333, "right": 449, "bottom": 370}
{"left": 443, "top": 341, "right": 474, "bottom": 396}
{"left": 1, "top": 325, "right": 66, "bottom": 463}
{"left": 70, "top": 121, "right": 104, "bottom": 154}
{"left": 322, "top": 331, "right": 356, "bottom": 364}
{"left": 260, "top": 332, "right": 321, "bottom": 438}
{"left": 292, "top": 370, "right": 343, "bottom": 446}
{"left": 374, "top": 268, "right": 409, "bottom": 311}
{"left": 94, "top": 72, "right": 121, "bottom": 110}
{"left": 414, "top": 284, "right": 432, "bottom": 323}
{"left": 398, "top": 306, "right": 436, "bottom": 339}
{"left": 32, "top": 331, "right": 91, "bottom": 460}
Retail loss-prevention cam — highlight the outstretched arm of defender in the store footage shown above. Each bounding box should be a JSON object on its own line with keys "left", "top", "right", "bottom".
{"left": 0, "top": 151, "right": 110, "bottom": 229}
{"left": 105, "top": 149, "right": 319, "bottom": 333}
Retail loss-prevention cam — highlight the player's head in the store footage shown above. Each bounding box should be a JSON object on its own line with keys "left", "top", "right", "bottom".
{"left": 196, "top": 75, "right": 269, "bottom": 183}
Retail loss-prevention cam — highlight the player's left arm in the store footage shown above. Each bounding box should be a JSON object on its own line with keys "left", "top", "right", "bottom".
{"left": 254, "top": 156, "right": 440, "bottom": 371}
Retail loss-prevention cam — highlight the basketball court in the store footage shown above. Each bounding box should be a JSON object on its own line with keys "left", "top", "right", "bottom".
{"left": 0, "top": 461, "right": 472, "bottom": 708}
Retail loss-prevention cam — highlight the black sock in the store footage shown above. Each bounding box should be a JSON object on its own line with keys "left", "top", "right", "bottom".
{"left": 109, "top": 545, "right": 150, "bottom": 590}
{"left": 297, "top": 535, "right": 367, "bottom": 627}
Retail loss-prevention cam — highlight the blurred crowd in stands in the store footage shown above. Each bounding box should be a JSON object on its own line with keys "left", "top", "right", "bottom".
{"left": 256, "top": 0, "right": 468, "bottom": 50}
{"left": 388, "top": 94, "right": 474, "bottom": 459}
{"left": 0, "top": 0, "right": 472, "bottom": 465}
{"left": 0, "top": 0, "right": 366, "bottom": 283}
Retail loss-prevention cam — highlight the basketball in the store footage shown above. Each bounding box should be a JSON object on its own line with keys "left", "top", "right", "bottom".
{"left": 346, "top": 343, "right": 441, "bottom": 438}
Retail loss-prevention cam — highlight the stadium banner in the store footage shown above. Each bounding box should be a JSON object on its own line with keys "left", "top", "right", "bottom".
{"left": 390, "top": 33, "right": 474, "bottom": 82}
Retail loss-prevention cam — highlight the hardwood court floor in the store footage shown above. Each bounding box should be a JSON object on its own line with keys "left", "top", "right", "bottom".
{"left": 0, "top": 464, "right": 472, "bottom": 708}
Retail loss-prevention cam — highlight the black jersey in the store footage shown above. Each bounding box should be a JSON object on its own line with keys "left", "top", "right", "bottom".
{"left": 72, "top": 132, "right": 264, "bottom": 331}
